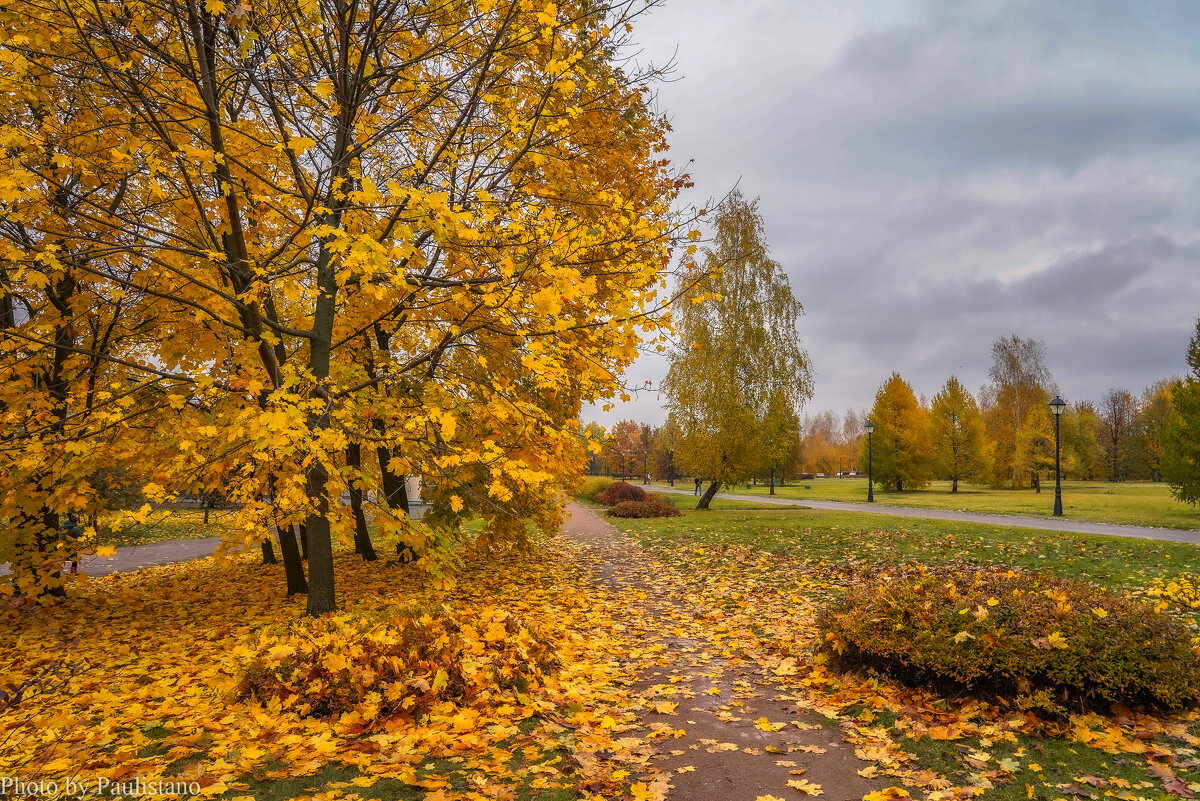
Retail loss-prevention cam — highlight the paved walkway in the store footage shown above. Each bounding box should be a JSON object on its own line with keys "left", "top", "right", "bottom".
{"left": 561, "top": 502, "right": 884, "bottom": 801}
{"left": 0, "top": 537, "right": 223, "bottom": 578}
{"left": 654, "top": 486, "right": 1200, "bottom": 545}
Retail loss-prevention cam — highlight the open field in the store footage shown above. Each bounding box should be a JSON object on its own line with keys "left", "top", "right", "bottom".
{"left": 664, "top": 477, "right": 1200, "bottom": 530}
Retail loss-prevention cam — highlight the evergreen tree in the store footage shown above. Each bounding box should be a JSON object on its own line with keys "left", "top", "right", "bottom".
{"left": 861, "top": 373, "right": 934, "bottom": 492}
{"left": 1161, "top": 319, "right": 1200, "bottom": 505}
{"left": 929, "top": 377, "right": 989, "bottom": 492}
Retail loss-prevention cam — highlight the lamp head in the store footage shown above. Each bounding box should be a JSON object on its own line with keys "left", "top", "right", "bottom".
{"left": 1048, "top": 396, "right": 1067, "bottom": 416}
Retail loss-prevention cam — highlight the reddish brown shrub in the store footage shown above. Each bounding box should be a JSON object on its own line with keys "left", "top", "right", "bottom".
{"left": 606, "top": 499, "right": 681, "bottom": 518}
{"left": 594, "top": 481, "right": 645, "bottom": 506}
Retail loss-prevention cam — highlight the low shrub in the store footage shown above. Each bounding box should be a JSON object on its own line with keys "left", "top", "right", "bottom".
{"left": 234, "top": 606, "right": 560, "bottom": 723}
{"left": 817, "top": 566, "right": 1200, "bottom": 712}
{"left": 576, "top": 476, "right": 614, "bottom": 503}
{"left": 594, "top": 481, "right": 645, "bottom": 506}
{"left": 606, "top": 497, "right": 682, "bottom": 518}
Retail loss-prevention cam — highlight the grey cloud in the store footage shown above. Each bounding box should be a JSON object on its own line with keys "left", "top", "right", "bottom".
{"left": 587, "top": 0, "right": 1200, "bottom": 426}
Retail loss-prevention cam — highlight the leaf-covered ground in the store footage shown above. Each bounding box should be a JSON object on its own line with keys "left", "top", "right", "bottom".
{"left": 0, "top": 543, "right": 654, "bottom": 801}
{"left": 4, "top": 503, "right": 1200, "bottom": 800}
{"left": 605, "top": 506, "right": 1200, "bottom": 800}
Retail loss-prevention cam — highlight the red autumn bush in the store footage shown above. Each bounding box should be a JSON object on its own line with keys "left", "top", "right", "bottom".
{"left": 606, "top": 498, "right": 681, "bottom": 518}
{"left": 817, "top": 566, "right": 1200, "bottom": 712}
{"left": 594, "top": 481, "right": 645, "bottom": 506}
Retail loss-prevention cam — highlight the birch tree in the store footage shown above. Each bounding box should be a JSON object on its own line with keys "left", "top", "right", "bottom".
{"left": 662, "top": 190, "right": 811, "bottom": 509}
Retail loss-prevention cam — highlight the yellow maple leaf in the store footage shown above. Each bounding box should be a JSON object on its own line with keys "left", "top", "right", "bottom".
{"left": 96, "top": 545, "right": 117, "bottom": 558}
{"left": 630, "top": 783, "right": 655, "bottom": 801}
{"left": 863, "top": 790, "right": 910, "bottom": 801}
{"left": 1048, "top": 631, "right": 1069, "bottom": 649}
{"left": 754, "top": 716, "right": 787, "bottom": 732}
{"left": 787, "top": 778, "right": 823, "bottom": 795}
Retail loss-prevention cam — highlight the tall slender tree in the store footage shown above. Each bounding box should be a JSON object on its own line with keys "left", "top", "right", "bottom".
{"left": 1098, "top": 389, "right": 1138, "bottom": 482}
{"left": 981, "top": 335, "right": 1055, "bottom": 488}
{"left": 662, "top": 190, "right": 812, "bottom": 509}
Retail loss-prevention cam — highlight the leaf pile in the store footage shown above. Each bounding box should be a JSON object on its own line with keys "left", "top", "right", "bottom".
{"left": 818, "top": 567, "right": 1200, "bottom": 712}
{"left": 235, "top": 606, "right": 561, "bottom": 722}
{"left": 0, "top": 546, "right": 649, "bottom": 799}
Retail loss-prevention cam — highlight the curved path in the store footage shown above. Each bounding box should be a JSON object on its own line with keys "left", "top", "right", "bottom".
{"left": 0, "top": 537, "right": 224, "bottom": 579}
{"left": 654, "top": 486, "right": 1200, "bottom": 544}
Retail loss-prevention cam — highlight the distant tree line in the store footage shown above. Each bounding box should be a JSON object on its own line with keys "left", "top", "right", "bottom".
{"left": 588, "top": 325, "right": 1200, "bottom": 502}
{"left": 852, "top": 332, "right": 1190, "bottom": 493}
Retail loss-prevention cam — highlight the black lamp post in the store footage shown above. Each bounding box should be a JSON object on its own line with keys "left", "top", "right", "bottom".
{"left": 1049, "top": 395, "right": 1066, "bottom": 516}
{"left": 667, "top": 450, "right": 675, "bottom": 487}
{"left": 865, "top": 420, "right": 875, "bottom": 503}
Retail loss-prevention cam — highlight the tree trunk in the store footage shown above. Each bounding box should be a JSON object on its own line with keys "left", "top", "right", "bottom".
{"left": 951, "top": 477, "right": 958, "bottom": 493}
{"left": 304, "top": 461, "right": 336, "bottom": 615}
{"left": 375, "top": 444, "right": 409, "bottom": 514}
{"left": 895, "top": 478, "right": 903, "bottom": 492}
{"left": 260, "top": 538, "right": 277, "bottom": 564}
{"left": 696, "top": 480, "right": 721, "bottom": 510}
{"left": 346, "top": 443, "right": 377, "bottom": 561}
{"left": 298, "top": 524, "right": 308, "bottom": 560}
{"left": 277, "top": 525, "right": 308, "bottom": 595}
{"left": 204, "top": 500, "right": 212, "bottom": 525}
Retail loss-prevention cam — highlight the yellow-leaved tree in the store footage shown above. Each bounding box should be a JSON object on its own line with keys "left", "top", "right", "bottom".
{"left": 662, "top": 190, "right": 812, "bottom": 509}
{"left": 0, "top": 0, "right": 689, "bottom": 610}
{"left": 928, "top": 377, "right": 990, "bottom": 492}
{"left": 861, "top": 373, "right": 933, "bottom": 492}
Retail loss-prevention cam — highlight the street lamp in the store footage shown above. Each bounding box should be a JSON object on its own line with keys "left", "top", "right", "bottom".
{"left": 865, "top": 420, "right": 875, "bottom": 503}
{"left": 1049, "top": 395, "right": 1066, "bottom": 516}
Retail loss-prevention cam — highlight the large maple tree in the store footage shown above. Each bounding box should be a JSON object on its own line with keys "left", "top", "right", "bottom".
{"left": 0, "top": 0, "right": 687, "bottom": 609}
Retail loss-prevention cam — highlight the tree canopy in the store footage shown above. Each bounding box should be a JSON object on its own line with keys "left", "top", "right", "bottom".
{"left": 0, "top": 0, "right": 685, "bottom": 608}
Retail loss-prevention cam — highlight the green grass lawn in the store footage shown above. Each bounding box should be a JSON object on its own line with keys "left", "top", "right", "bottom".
{"left": 609, "top": 506, "right": 1200, "bottom": 597}
{"left": 99, "top": 507, "right": 235, "bottom": 547}
{"left": 656, "top": 477, "right": 1200, "bottom": 530}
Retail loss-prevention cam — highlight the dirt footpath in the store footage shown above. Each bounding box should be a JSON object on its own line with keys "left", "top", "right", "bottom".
{"left": 560, "top": 502, "right": 884, "bottom": 801}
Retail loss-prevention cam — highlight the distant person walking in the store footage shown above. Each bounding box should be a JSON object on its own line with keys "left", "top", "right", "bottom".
{"left": 693, "top": 477, "right": 701, "bottom": 496}
{"left": 62, "top": 512, "right": 82, "bottom": 574}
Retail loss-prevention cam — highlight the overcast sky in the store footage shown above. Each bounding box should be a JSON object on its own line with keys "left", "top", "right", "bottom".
{"left": 582, "top": 0, "right": 1200, "bottom": 428}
